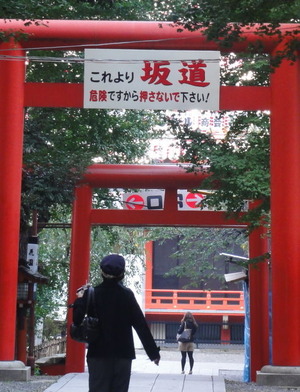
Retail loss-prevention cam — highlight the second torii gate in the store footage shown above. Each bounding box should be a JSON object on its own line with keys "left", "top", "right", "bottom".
{"left": 65, "top": 163, "right": 268, "bottom": 381}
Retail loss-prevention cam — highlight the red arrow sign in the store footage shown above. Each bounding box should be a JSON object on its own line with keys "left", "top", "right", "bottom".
{"left": 125, "top": 194, "right": 145, "bottom": 210}
{"left": 185, "top": 192, "right": 205, "bottom": 209}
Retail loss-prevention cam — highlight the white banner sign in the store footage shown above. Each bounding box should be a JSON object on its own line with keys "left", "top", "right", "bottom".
{"left": 84, "top": 49, "right": 220, "bottom": 110}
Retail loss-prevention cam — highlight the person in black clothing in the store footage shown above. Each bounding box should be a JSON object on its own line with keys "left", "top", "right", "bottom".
{"left": 73, "top": 254, "right": 160, "bottom": 392}
{"left": 177, "top": 312, "right": 198, "bottom": 374}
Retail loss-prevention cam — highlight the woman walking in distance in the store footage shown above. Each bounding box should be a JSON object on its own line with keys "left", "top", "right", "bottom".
{"left": 177, "top": 312, "right": 198, "bottom": 374}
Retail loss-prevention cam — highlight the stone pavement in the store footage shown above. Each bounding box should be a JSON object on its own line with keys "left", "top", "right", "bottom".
{"left": 44, "top": 347, "right": 244, "bottom": 392}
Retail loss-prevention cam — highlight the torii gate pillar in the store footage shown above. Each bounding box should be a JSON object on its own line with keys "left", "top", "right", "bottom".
{"left": 0, "top": 42, "right": 25, "bottom": 361}
{"left": 257, "top": 48, "right": 300, "bottom": 384}
{"left": 66, "top": 185, "right": 93, "bottom": 373}
{"left": 270, "top": 48, "right": 300, "bottom": 365}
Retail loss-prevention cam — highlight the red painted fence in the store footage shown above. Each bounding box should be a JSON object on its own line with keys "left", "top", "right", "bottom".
{"left": 145, "top": 289, "right": 244, "bottom": 315}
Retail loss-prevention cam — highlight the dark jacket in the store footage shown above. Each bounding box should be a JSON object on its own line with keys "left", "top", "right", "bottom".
{"left": 73, "top": 279, "right": 160, "bottom": 361}
{"left": 177, "top": 319, "right": 198, "bottom": 342}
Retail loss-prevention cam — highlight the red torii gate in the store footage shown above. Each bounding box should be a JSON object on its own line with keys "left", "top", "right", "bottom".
{"left": 67, "top": 164, "right": 266, "bottom": 379}
{"left": 0, "top": 19, "right": 298, "bottom": 382}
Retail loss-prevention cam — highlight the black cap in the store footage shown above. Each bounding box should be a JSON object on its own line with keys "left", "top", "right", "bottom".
{"left": 100, "top": 254, "right": 125, "bottom": 278}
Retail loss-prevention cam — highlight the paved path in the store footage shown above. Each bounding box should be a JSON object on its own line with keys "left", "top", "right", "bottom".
{"left": 44, "top": 348, "right": 244, "bottom": 392}
{"left": 45, "top": 372, "right": 226, "bottom": 392}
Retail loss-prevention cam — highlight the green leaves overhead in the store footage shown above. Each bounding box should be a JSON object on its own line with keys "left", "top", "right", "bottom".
{"left": 169, "top": 109, "right": 270, "bottom": 230}
{"left": 0, "top": 0, "right": 165, "bottom": 22}
{"left": 167, "top": 0, "right": 300, "bottom": 67}
{"left": 22, "top": 106, "right": 163, "bottom": 228}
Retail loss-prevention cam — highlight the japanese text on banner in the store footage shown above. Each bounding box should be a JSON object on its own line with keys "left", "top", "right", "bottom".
{"left": 84, "top": 49, "right": 220, "bottom": 110}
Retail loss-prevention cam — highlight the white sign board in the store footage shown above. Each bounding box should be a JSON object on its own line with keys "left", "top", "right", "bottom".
{"left": 84, "top": 49, "right": 220, "bottom": 110}
{"left": 123, "top": 190, "right": 248, "bottom": 212}
{"left": 27, "top": 243, "right": 38, "bottom": 274}
{"left": 123, "top": 190, "right": 208, "bottom": 211}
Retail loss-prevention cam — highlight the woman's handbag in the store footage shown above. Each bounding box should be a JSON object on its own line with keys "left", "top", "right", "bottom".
{"left": 177, "top": 322, "right": 192, "bottom": 343}
{"left": 70, "top": 287, "right": 100, "bottom": 344}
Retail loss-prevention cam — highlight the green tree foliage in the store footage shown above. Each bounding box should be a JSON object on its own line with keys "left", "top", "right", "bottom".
{"left": 170, "top": 111, "right": 270, "bottom": 231}
{"left": 35, "top": 226, "right": 71, "bottom": 323}
{"left": 0, "top": 0, "right": 166, "bottom": 22}
{"left": 36, "top": 225, "right": 147, "bottom": 324}
{"left": 22, "top": 107, "right": 163, "bottom": 229}
{"left": 164, "top": 0, "right": 300, "bottom": 66}
{"left": 162, "top": 2, "right": 300, "bottom": 230}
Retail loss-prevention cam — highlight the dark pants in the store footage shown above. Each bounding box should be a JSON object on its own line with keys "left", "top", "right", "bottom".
{"left": 181, "top": 351, "right": 194, "bottom": 371}
{"left": 87, "top": 357, "right": 132, "bottom": 392}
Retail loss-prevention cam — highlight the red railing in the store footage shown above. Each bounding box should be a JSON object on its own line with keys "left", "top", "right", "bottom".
{"left": 145, "top": 289, "right": 244, "bottom": 315}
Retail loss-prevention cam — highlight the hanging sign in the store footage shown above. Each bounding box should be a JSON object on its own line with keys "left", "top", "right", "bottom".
{"left": 123, "top": 190, "right": 208, "bottom": 211}
{"left": 122, "top": 190, "right": 248, "bottom": 211}
{"left": 27, "top": 237, "right": 39, "bottom": 274}
{"left": 84, "top": 49, "right": 220, "bottom": 110}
